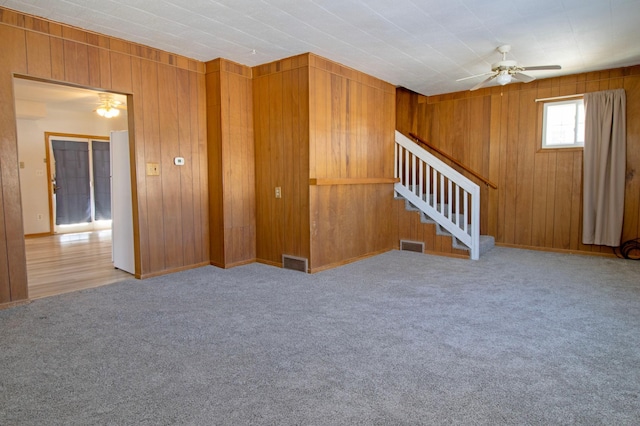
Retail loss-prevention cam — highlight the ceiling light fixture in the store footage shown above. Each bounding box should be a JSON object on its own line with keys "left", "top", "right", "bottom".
{"left": 96, "top": 93, "right": 121, "bottom": 118}
{"left": 495, "top": 71, "right": 512, "bottom": 86}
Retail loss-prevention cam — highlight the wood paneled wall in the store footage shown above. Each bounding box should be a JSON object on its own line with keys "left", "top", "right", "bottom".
{"left": 307, "top": 55, "right": 396, "bottom": 271}
{"left": 397, "top": 65, "right": 640, "bottom": 255}
{"left": 0, "top": 7, "right": 209, "bottom": 303}
{"left": 206, "top": 59, "right": 256, "bottom": 268}
{"left": 252, "top": 53, "right": 396, "bottom": 272}
{"left": 253, "top": 54, "right": 311, "bottom": 267}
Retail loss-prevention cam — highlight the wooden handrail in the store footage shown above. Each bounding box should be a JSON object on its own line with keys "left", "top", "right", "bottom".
{"left": 408, "top": 133, "right": 498, "bottom": 189}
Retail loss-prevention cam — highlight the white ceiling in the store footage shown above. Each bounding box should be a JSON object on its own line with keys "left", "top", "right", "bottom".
{"left": 3, "top": 0, "right": 640, "bottom": 95}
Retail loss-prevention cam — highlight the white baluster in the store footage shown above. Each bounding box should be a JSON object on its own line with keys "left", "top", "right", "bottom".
{"left": 440, "top": 173, "right": 444, "bottom": 214}
{"left": 463, "top": 191, "right": 469, "bottom": 234}
{"left": 454, "top": 184, "right": 460, "bottom": 226}
{"left": 394, "top": 142, "right": 398, "bottom": 179}
{"left": 447, "top": 179, "right": 452, "bottom": 220}
{"left": 418, "top": 160, "right": 424, "bottom": 201}
{"left": 404, "top": 148, "right": 409, "bottom": 188}
{"left": 425, "top": 164, "right": 431, "bottom": 205}
{"left": 411, "top": 153, "right": 417, "bottom": 196}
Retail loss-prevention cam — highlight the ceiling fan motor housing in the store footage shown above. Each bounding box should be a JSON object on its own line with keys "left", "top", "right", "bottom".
{"left": 492, "top": 60, "right": 520, "bottom": 73}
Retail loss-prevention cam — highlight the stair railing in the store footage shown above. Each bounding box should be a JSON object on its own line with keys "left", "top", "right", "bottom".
{"left": 409, "top": 133, "right": 497, "bottom": 189}
{"left": 394, "top": 131, "right": 480, "bottom": 260}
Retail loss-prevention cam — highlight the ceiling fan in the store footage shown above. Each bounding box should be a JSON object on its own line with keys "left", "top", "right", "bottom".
{"left": 95, "top": 93, "right": 126, "bottom": 118}
{"left": 457, "top": 45, "right": 561, "bottom": 91}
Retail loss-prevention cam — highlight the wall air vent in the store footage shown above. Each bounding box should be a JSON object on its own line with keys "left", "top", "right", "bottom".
{"left": 400, "top": 240, "right": 425, "bottom": 253}
{"left": 282, "top": 255, "right": 308, "bottom": 273}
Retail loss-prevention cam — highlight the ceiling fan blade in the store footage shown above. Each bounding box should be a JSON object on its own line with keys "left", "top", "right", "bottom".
{"left": 512, "top": 72, "right": 535, "bottom": 83}
{"left": 522, "top": 65, "right": 561, "bottom": 71}
{"left": 470, "top": 74, "right": 497, "bottom": 91}
{"left": 456, "top": 72, "right": 493, "bottom": 82}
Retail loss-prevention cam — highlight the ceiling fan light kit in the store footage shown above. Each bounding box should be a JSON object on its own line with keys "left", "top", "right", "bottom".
{"left": 457, "top": 45, "right": 561, "bottom": 91}
{"left": 495, "top": 71, "right": 512, "bottom": 85}
{"left": 95, "top": 93, "right": 122, "bottom": 118}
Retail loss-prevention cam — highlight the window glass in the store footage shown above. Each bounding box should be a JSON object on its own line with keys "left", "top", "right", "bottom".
{"left": 542, "top": 99, "right": 584, "bottom": 149}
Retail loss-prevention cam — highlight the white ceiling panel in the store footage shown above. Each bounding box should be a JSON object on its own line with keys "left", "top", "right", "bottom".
{"left": 2, "top": 0, "right": 640, "bottom": 95}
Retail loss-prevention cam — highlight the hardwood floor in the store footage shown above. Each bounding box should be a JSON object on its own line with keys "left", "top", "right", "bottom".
{"left": 25, "top": 230, "right": 133, "bottom": 300}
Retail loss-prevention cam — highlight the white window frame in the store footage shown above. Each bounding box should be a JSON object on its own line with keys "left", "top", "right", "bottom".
{"left": 541, "top": 98, "right": 585, "bottom": 149}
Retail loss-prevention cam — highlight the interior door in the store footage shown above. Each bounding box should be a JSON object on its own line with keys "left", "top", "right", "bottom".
{"left": 110, "top": 131, "right": 135, "bottom": 274}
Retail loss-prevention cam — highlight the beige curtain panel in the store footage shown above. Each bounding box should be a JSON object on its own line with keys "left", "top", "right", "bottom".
{"left": 582, "top": 88, "right": 626, "bottom": 247}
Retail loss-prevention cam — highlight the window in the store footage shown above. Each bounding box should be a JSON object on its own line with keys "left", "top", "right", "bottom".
{"left": 542, "top": 99, "right": 585, "bottom": 149}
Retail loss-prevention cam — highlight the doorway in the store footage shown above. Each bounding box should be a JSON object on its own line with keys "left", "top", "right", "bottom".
{"left": 46, "top": 134, "right": 113, "bottom": 235}
{"left": 14, "top": 76, "right": 136, "bottom": 297}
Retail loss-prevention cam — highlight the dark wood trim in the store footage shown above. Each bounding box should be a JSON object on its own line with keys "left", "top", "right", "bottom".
{"left": 310, "top": 177, "right": 399, "bottom": 186}
{"left": 408, "top": 132, "right": 498, "bottom": 189}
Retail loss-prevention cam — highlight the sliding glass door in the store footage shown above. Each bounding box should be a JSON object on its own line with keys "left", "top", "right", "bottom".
{"left": 49, "top": 136, "right": 111, "bottom": 234}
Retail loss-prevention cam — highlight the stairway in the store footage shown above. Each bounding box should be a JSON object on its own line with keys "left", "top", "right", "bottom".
{"left": 399, "top": 197, "right": 494, "bottom": 257}
{"left": 394, "top": 130, "right": 492, "bottom": 259}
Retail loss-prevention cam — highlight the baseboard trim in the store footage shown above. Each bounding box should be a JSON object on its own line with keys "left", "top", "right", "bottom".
{"left": 0, "top": 299, "right": 31, "bottom": 310}
{"left": 255, "top": 259, "right": 282, "bottom": 268}
{"left": 495, "top": 243, "right": 616, "bottom": 258}
{"left": 138, "top": 261, "right": 211, "bottom": 279}
{"left": 309, "top": 248, "right": 391, "bottom": 273}
{"left": 210, "top": 258, "right": 256, "bottom": 269}
{"left": 422, "top": 249, "right": 470, "bottom": 260}
{"left": 24, "top": 232, "right": 52, "bottom": 239}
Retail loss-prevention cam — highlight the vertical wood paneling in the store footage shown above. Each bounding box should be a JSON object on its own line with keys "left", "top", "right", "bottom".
{"left": 397, "top": 65, "right": 640, "bottom": 255}
{"left": 254, "top": 70, "right": 271, "bottom": 263}
{"left": 63, "top": 40, "right": 89, "bottom": 86}
{"left": 50, "top": 37, "right": 64, "bottom": 81}
{"left": 140, "top": 59, "right": 166, "bottom": 272}
{"left": 99, "top": 49, "right": 111, "bottom": 90}
{"left": 254, "top": 53, "right": 392, "bottom": 271}
{"left": 543, "top": 151, "right": 558, "bottom": 248}
{"left": 110, "top": 51, "right": 132, "bottom": 93}
{"left": 225, "top": 64, "right": 255, "bottom": 265}
{"left": 177, "top": 68, "right": 195, "bottom": 266}
{"left": 197, "top": 71, "right": 209, "bottom": 262}
{"left": 206, "top": 59, "right": 255, "bottom": 268}
{"left": 130, "top": 56, "right": 150, "bottom": 274}
{"left": 194, "top": 72, "right": 207, "bottom": 262}
{"left": 0, "top": 7, "right": 211, "bottom": 294}
{"left": 514, "top": 89, "right": 536, "bottom": 246}
{"left": 503, "top": 91, "right": 520, "bottom": 244}
{"left": 254, "top": 58, "right": 311, "bottom": 266}
{"left": 25, "top": 31, "right": 51, "bottom": 78}
{"left": 87, "top": 45, "right": 101, "bottom": 88}
{"left": 308, "top": 56, "right": 395, "bottom": 270}
{"left": 531, "top": 85, "right": 552, "bottom": 247}
{"left": 623, "top": 75, "right": 640, "bottom": 242}
{"left": 206, "top": 69, "right": 224, "bottom": 266}
{"left": 158, "top": 64, "right": 183, "bottom": 269}
{"left": 269, "top": 71, "right": 285, "bottom": 261}
{"left": 487, "top": 94, "right": 502, "bottom": 240}
{"left": 0, "top": 24, "right": 28, "bottom": 303}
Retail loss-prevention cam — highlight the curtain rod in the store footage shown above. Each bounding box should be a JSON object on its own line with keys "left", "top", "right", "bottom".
{"left": 534, "top": 93, "right": 584, "bottom": 103}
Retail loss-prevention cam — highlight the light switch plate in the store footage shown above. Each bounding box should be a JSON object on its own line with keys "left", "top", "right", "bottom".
{"left": 146, "top": 162, "right": 160, "bottom": 176}
{"left": 174, "top": 157, "right": 185, "bottom": 166}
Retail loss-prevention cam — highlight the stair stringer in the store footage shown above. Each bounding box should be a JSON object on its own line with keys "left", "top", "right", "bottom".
{"left": 397, "top": 196, "right": 495, "bottom": 257}
{"left": 394, "top": 196, "right": 470, "bottom": 258}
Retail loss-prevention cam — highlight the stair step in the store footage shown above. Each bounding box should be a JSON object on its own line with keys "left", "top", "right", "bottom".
{"left": 399, "top": 193, "right": 495, "bottom": 258}
{"left": 452, "top": 235, "right": 495, "bottom": 255}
